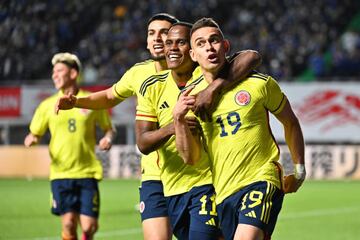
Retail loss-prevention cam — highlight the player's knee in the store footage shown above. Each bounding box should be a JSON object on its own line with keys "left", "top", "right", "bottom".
{"left": 82, "top": 222, "right": 98, "bottom": 237}
{"left": 61, "top": 232, "right": 78, "bottom": 240}
{"left": 62, "top": 221, "right": 77, "bottom": 235}
{"left": 62, "top": 226, "right": 77, "bottom": 240}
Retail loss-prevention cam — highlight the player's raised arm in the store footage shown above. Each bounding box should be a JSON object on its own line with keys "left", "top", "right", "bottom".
{"left": 75, "top": 87, "right": 121, "bottom": 109}
{"left": 55, "top": 87, "right": 121, "bottom": 114}
{"left": 193, "top": 50, "right": 262, "bottom": 121}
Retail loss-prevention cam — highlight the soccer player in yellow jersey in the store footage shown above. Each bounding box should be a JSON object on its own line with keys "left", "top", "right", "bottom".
{"left": 24, "top": 53, "right": 115, "bottom": 240}
{"left": 135, "top": 22, "right": 261, "bottom": 240}
{"left": 173, "top": 18, "right": 306, "bottom": 240}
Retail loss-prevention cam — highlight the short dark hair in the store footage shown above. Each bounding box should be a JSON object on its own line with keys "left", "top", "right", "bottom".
{"left": 147, "top": 13, "right": 179, "bottom": 26}
{"left": 190, "top": 17, "right": 224, "bottom": 38}
{"left": 172, "top": 21, "right": 193, "bottom": 29}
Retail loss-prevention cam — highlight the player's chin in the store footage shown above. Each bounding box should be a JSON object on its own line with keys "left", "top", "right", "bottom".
{"left": 167, "top": 61, "right": 180, "bottom": 69}
{"left": 54, "top": 85, "right": 62, "bottom": 90}
{"left": 205, "top": 61, "right": 221, "bottom": 71}
{"left": 151, "top": 54, "right": 165, "bottom": 61}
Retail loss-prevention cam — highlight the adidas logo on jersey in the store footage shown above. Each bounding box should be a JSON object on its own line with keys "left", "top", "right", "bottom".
{"left": 245, "top": 210, "right": 257, "bottom": 218}
{"left": 159, "top": 101, "right": 170, "bottom": 109}
{"left": 205, "top": 218, "right": 217, "bottom": 226}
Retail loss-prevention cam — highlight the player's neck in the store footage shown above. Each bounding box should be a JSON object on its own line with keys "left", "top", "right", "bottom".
{"left": 202, "top": 70, "right": 218, "bottom": 84}
{"left": 155, "top": 59, "right": 168, "bottom": 72}
{"left": 201, "top": 63, "right": 223, "bottom": 83}
{"left": 62, "top": 85, "right": 79, "bottom": 96}
{"left": 171, "top": 70, "right": 192, "bottom": 86}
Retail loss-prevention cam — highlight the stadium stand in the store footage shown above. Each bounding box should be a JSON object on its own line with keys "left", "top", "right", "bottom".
{"left": 0, "top": 0, "right": 359, "bottom": 84}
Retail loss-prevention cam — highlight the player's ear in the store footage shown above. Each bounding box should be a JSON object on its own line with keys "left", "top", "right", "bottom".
{"left": 70, "top": 68, "right": 78, "bottom": 81}
{"left": 190, "top": 49, "right": 197, "bottom": 62}
{"left": 224, "top": 39, "right": 230, "bottom": 54}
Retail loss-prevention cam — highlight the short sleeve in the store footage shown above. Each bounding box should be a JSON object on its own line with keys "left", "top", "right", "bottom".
{"left": 264, "top": 76, "right": 286, "bottom": 114}
{"left": 29, "top": 102, "right": 49, "bottom": 136}
{"left": 136, "top": 92, "right": 158, "bottom": 123}
{"left": 112, "top": 68, "right": 136, "bottom": 101}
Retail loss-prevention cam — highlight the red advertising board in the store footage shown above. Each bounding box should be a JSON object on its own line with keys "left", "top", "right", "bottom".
{"left": 0, "top": 87, "right": 21, "bottom": 117}
{"left": 270, "top": 82, "right": 360, "bottom": 143}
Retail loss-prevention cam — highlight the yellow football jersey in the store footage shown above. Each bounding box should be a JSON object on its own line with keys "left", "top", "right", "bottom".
{"left": 136, "top": 69, "right": 212, "bottom": 197}
{"left": 196, "top": 72, "right": 287, "bottom": 204}
{"left": 29, "top": 90, "right": 112, "bottom": 180}
{"left": 112, "top": 60, "right": 161, "bottom": 181}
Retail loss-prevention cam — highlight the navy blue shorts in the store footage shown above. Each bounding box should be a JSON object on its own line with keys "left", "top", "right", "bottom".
{"left": 217, "top": 181, "right": 284, "bottom": 240}
{"left": 167, "top": 184, "right": 222, "bottom": 240}
{"left": 139, "top": 180, "right": 168, "bottom": 221}
{"left": 51, "top": 178, "right": 100, "bottom": 218}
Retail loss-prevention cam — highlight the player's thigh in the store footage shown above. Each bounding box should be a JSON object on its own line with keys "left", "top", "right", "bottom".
{"left": 217, "top": 181, "right": 283, "bottom": 240}
{"left": 189, "top": 185, "right": 221, "bottom": 240}
{"left": 79, "top": 178, "right": 100, "bottom": 218}
{"left": 237, "top": 181, "right": 283, "bottom": 238}
{"left": 142, "top": 216, "right": 172, "bottom": 240}
{"left": 139, "top": 180, "right": 168, "bottom": 221}
{"left": 51, "top": 179, "right": 79, "bottom": 215}
{"left": 234, "top": 224, "right": 264, "bottom": 240}
{"left": 166, "top": 193, "right": 189, "bottom": 239}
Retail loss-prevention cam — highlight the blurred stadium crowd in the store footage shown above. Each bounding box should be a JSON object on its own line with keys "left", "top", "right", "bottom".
{"left": 0, "top": 0, "right": 359, "bottom": 84}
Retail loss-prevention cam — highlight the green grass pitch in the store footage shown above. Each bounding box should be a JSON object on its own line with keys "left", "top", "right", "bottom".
{"left": 0, "top": 179, "right": 359, "bottom": 239}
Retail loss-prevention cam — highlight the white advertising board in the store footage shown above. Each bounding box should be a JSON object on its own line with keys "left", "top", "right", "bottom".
{"left": 99, "top": 144, "right": 360, "bottom": 180}
{"left": 279, "top": 144, "right": 360, "bottom": 179}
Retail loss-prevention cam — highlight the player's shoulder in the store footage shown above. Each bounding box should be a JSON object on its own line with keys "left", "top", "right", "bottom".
{"left": 139, "top": 70, "right": 170, "bottom": 97}
{"left": 41, "top": 92, "right": 59, "bottom": 104}
{"left": 124, "top": 59, "right": 158, "bottom": 81}
{"left": 130, "top": 59, "right": 156, "bottom": 71}
{"left": 247, "top": 70, "right": 271, "bottom": 82}
{"left": 35, "top": 92, "right": 59, "bottom": 110}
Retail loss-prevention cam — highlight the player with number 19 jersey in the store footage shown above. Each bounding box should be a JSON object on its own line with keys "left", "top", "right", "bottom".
{"left": 193, "top": 72, "right": 286, "bottom": 204}
{"left": 29, "top": 89, "right": 112, "bottom": 180}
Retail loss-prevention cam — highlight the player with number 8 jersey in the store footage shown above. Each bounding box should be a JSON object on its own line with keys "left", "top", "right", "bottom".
{"left": 28, "top": 89, "right": 111, "bottom": 180}
{"left": 25, "top": 52, "right": 114, "bottom": 240}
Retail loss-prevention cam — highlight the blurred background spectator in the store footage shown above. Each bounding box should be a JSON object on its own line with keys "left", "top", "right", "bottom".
{"left": 0, "top": 0, "right": 359, "bottom": 85}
